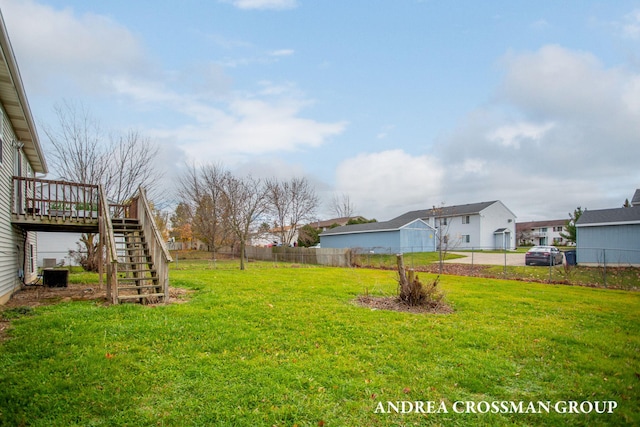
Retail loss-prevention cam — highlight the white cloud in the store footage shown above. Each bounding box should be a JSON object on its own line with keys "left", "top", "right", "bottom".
{"left": 530, "top": 19, "right": 550, "bottom": 31}
{"left": 435, "top": 44, "right": 640, "bottom": 220}
{"left": 486, "top": 121, "right": 554, "bottom": 148}
{"left": 222, "top": 0, "right": 297, "bottom": 10}
{"left": 335, "top": 150, "right": 444, "bottom": 219}
{"left": 110, "top": 80, "right": 348, "bottom": 165}
{"left": 0, "top": 0, "right": 150, "bottom": 94}
{"left": 620, "top": 9, "right": 640, "bottom": 40}
{"left": 268, "top": 49, "right": 295, "bottom": 57}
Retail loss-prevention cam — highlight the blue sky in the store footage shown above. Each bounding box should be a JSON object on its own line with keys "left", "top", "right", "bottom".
{"left": 1, "top": 0, "right": 639, "bottom": 221}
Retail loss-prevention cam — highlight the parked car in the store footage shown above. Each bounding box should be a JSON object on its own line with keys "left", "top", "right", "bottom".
{"left": 525, "top": 246, "right": 564, "bottom": 266}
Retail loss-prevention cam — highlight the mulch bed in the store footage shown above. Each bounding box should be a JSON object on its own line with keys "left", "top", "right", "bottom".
{"left": 354, "top": 294, "right": 454, "bottom": 315}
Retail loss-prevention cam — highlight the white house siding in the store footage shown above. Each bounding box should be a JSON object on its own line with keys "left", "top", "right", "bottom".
{"left": 435, "top": 213, "right": 482, "bottom": 250}
{"left": 0, "top": 106, "right": 20, "bottom": 303}
{"left": 576, "top": 224, "right": 640, "bottom": 266}
{"left": 478, "top": 201, "right": 516, "bottom": 250}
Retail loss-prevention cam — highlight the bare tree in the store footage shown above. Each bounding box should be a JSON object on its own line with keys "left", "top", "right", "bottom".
{"left": 103, "top": 129, "right": 161, "bottom": 205}
{"left": 218, "top": 174, "right": 268, "bottom": 270}
{"left": 44, "top": 101, "right": 161, "bottom": 203}
{"left": 176, "top": 163, "right": 231, "bottom": 255}
{"left": 44, "top": 100, "right": 111, "bottom": 186}
{"left": 266, "top": 177, "right": 319, "bottom": 246}
{"left": 43, "top": 100, "right": 163, "bottom": 271}
{"left": 330, "top": 193, "right": 356, "bottom": 218}
{"left": 431, "top": 203, "right": 458, "bottom": 274}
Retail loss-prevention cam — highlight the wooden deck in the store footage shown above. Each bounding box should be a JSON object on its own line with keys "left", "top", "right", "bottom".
{"left": 11, "top": 176, "right": 172, "bottom": 304}
{"left": 11, "top": 176, "right": 101, "bottom": 232}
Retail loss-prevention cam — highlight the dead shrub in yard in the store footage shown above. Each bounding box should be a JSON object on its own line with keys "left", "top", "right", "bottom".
{"left": 355, "top": 254, "right": 452, "bottom": 314}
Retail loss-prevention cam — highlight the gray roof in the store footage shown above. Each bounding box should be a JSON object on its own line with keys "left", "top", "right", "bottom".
{"left": 632, "top": 189, "right": 640, "bottom": 207}
{"left": 576, "top": 206, "right": 640, "bottom": 227}
{"left": 320, "top": 200, "right": 503, "bottom": 237}
{"left": 390, "top": 201, "right": 500, "bottom": 224}
{"left": 320, "top": 217, "right": 428, "bottom": 236}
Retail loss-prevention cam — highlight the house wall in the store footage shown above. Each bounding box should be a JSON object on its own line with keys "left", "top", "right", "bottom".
{"left": 479, "top": 201, "right": 516, "bottom": 250}
{"left": 576, "top": 224, "right": 640, "bottom": 265}
{"left": 399, "top": 221, "right": 436, "bottom": 252}
{"left": 320, "top": 220, "right": 436, "bottom": 253}
{"left": 439, "top": 213, "right": 482, "bottom": 250}
{"left": 429, "top": 213, "right": 482, "bottom": 250}
{"left": 320, "top": 230, "right": 401, "bottom": 253}
{"left": 517, "top": 223, "right": 567, "bottom": 246}
{"left": 0, "top": 105, "right": 36, "bottom": 303}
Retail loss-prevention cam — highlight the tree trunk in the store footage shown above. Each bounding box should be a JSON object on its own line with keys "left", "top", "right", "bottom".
{"left": 397, "top": 254, "right": 409, "bottom": 300}
{"left": 239, "top": 240, "right": 246, "bottom": 270}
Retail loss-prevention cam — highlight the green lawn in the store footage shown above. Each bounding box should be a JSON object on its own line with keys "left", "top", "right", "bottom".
{"left": 1, "top": 260, "right": 639, "bottom": 426}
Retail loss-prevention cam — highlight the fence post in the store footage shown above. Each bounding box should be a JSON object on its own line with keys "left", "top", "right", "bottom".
{"left": 504, "top": 246, "right": 507, "bottom": 278}
{"left": 603, "top": 248, "right": 607, "bottom": 287}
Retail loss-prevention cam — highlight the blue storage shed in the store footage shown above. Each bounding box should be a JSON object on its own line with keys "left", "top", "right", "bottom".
{"left": 576, "top": 206, "right": 640, "bottom": 266}
{"left": 319, "top": 218, "right": 437, "bottom": 253}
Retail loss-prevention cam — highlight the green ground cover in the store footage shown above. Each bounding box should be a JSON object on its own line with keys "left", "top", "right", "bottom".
{"left": 1, "top": 260, "right": 639, "bottom": 426}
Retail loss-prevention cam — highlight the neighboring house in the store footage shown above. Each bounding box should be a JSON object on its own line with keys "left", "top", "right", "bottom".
{"left": 251, "top": 216, "right": 368, "bottom": 247}
{"left": 516, "top": 219, "right": 568, "bottom": 246}
{"left": 390, "top": 200, "right": 517, "bottom": 250}
{"left": 575, "top": 204, "right": 640, "bottom": 266}
{"left": 319, "top": 218, "right": 436, "bottom": 253}
{"left": 320, "top": 200, "right": 516, "bottom": 252}
{"left": 631, "top": 189, "right": 640, "bottom": 207}
{"left": 314, "top": 216, "right": 366, "bottom": 232}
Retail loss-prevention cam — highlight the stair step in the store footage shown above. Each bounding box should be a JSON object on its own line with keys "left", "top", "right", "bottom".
{"left": 118, "top": 260, "right": 153, "bottom": 264}
{"left": 117, "top": 285, "right": 161, "bottom": 290}
{"left": 118, "top": 293, "right": 165, "bottom": 301}
{"left": 118, "top": 276, "right": 158, "bottom": 281}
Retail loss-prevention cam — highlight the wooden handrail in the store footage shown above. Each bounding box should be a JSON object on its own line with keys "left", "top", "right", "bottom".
{"left": 99, "top": 185, "right": 118, "bottom": 303}
{"left": 137, "top": 187, "right": 173, "bottom": 262}
{"left": 136, "top": 187, "right": 172, "bottom": 301}
{"left": 99, "top": 185, "right": 118, "bottom": 263}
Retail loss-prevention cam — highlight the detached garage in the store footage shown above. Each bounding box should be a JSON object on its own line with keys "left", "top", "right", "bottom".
{"left": 319, "top": 218, "right": 437, "bottom": 253}
{"left": 576, "top": 206, "right": 640, "bottom": 266}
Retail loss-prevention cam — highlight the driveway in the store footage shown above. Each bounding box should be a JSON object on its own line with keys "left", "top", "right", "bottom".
{"left": 444, "top": 251, "right": 526, "bottom": 266}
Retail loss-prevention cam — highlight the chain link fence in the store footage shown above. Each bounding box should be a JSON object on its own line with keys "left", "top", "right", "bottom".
{"left": 240, "top": 246, "right": 640, "bottom": 290}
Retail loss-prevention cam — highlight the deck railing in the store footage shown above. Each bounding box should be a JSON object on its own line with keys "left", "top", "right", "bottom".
{"left": 12, "top": 176, "right": 100, "bottom": 220}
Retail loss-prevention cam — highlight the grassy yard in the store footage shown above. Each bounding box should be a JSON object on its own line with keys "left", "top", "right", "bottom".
{"left": 1, "top": 260, "right": 639, "bottom": 426}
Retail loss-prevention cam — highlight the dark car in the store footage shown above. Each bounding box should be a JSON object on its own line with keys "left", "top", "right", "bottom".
{"left": 525, "top": 246, "right": 564, "bottom": 266}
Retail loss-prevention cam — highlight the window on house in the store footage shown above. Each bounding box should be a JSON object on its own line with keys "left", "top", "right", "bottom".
{"left": 443, "top": 235, "right": 449, "bottom": 244}
{"left": 0, "top": 138, "right": 3, "bottom": 164}
{"left": 462, "top": 215, "right": 470, "bottom": 224}
{"left": 462, "top": 235, "right": 470, "bottom": 243}
{"left": 442, "top": 217, "right": 447, "bottom": 226}
{"left": 541, "top": 227, "right": 548, "bottom": 232}
{"left": 553, "top": 226, "right": 563, "bottom": 232}
{"left": 28, "top": 244, "right": 35, "bottom": 274}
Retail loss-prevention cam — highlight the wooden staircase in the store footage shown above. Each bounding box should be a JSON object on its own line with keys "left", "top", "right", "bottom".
{"left": 111, "top": 218, "right": 165, "bottom": 303}
{"left": 100, "top": 186, "right": 172, "bottom": 304}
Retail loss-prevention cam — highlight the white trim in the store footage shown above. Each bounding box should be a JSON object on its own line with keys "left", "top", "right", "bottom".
{"left": 576, "top": 220, "right": 640, "bottom": 228}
